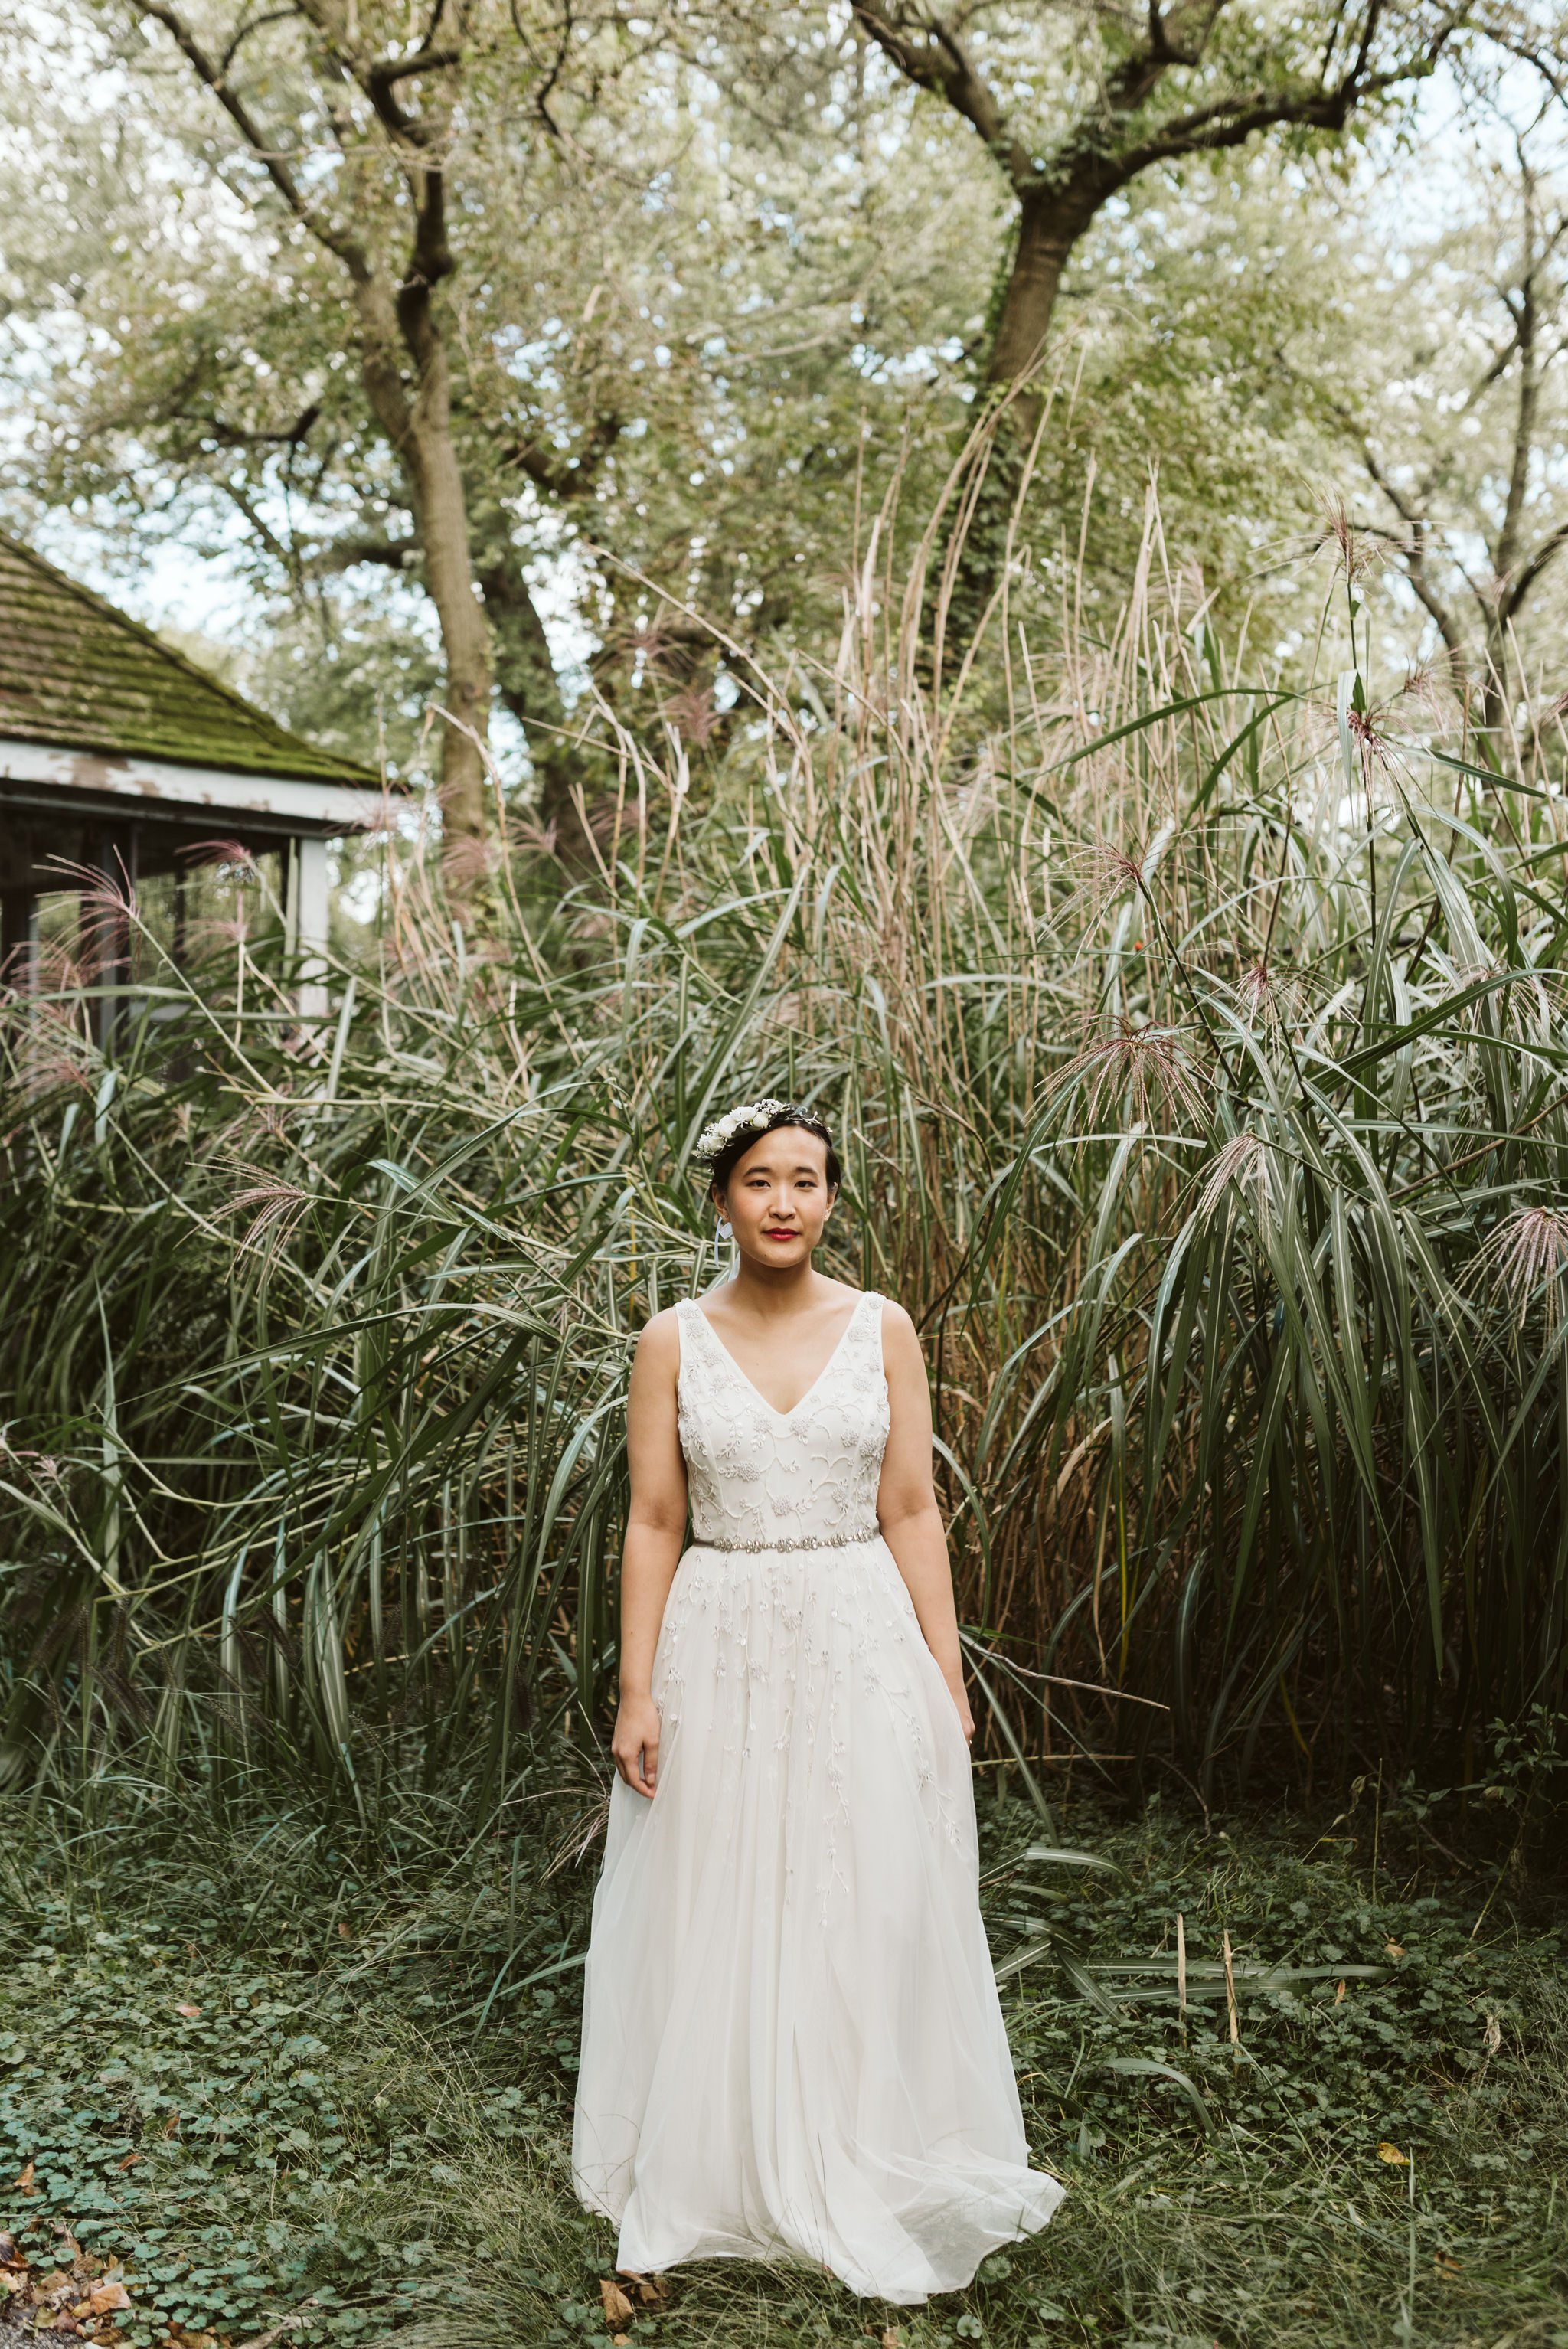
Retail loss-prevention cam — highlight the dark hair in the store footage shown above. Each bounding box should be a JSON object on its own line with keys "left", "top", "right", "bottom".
{"left": 707, "top": 1105, "right": 841, "bottom": 1197}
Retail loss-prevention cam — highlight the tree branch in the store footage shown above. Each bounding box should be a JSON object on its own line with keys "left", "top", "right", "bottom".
{"left": 1354, "top": 446, "right": 1470, "bottom": 666}
{"left": 364, "top": 46, "right": 463, "bottom": 141}
{"left": 305, "top": 535, "right": 419, "bottom": 576}
{"left": 132, "top": 2, "right": 372, "bottom": 282}
{"left": 849, "top": 0, "right": 1031, "bottom": 181}
{"left": 1273, "top": 343, "right": 1472, "bottom": 667}
{"left": 502, "top": 407, "right": 623, "bottom": 500}
{"left": 219, "top": 478, "right": 298, "bottom": 581}
{"left": 1501, "top": 521, "right": 1568, "bottom": 621}
{"left": 1110, "top": 48, "right": 1446, "bottom": 182}
{"left": 219, "top": 6, "right": 296, "bottom": 79}
{"left": 176, "top": 401, "right": 322, "bottom": 451}
{"left": 287, "top": 0, "right": 461, "bottom": 145}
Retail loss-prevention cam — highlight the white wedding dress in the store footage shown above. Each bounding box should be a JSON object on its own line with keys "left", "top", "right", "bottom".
{"left": 573, "top": 1289, "right": 1063, "bottom": 2303}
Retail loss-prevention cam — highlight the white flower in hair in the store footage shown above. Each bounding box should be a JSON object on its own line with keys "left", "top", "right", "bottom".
{"left": 696, "top": 1095, "right": 791, "bottom": 1164}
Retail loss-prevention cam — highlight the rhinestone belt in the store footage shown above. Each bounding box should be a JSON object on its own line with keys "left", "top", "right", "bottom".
{"left": 693, "top": 1525, "right": 880, "bottom": 1555}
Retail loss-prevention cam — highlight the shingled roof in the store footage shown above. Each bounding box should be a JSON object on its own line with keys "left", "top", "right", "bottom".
{"left": 0, "top": 530, "right": 379, "bottom": 786}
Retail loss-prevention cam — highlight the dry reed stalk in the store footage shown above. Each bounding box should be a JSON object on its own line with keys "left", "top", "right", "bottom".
{"left": 1223, "top": 1930, "right": 1240, "bottom": 2045}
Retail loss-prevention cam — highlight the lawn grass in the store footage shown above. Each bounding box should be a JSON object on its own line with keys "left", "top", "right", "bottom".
{"left": 0, "top": 1781, "right": 1563, "bottom": 2349}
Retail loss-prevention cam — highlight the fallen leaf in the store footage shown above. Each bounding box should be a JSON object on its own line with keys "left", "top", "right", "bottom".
{"left": 1377, "top": 2142, "right": 1410, "bottom": 2166}
{"left": 1434, "top": 2252, "right": 1462, "bottom": 2278}
{"left": 0, "top": 2233, "right": 19, "bottom": 2263}
{"left": 883, "top": 2331, "right": 903, "bottom": 2347}
{"left": 1384, "top": 1940, "right": 1405, "bottom": 1959}
{"left": 38, "top": 2272, "right": 74, "bottom": 2298}
{"left": 1334, "top": 1979, "right": 1347, "bottom": 2004}
{"left": 615, "top": 2273, "right": 666, "bottom": 2311}
{"left": 599, "top": 2279, "right": 635, "bottom": 2327}
{"left": 1483, "top": 2012, "right": 1502, "bottom": 2056}
{"left": 13, "top": 2160, "right": 34, "bottom": 2191}
{"left": 117, "top": 2155, "right": 142, "bottom": 2171}
{"left": 175, "top": 2004, "right": 201, "bottom": 2021}
{"left": 337, "top": 1922, "right": 351, "bottom": 1939}
{"left": 0, "top": 2272, "right": 21, "bottom": 2298}
{"left": 87, "top": 2285, "right": 132, "bottom": 2316}
{"left": 162, "top": 2111, "right": 181, "bottom": 2137}
{"left": 612, "top": 2339, "right": 630, "bottom": 2348}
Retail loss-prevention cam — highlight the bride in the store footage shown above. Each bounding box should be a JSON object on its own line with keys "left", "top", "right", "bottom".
{"left": 573, "top": 1098, "right": 1063, "bottom": 2304}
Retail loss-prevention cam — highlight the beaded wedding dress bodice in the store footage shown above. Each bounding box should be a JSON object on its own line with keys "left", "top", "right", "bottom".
{"left": 573, "top": 1283, "right": 1063, "bottom": 2306}
{"left": 675, "top": 1289, "right": 888, "bottom": 1550}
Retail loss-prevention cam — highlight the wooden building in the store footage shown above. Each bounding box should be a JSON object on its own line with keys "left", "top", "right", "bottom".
{"left": 0, "top": 530, "right": 390, "bottom": 1027}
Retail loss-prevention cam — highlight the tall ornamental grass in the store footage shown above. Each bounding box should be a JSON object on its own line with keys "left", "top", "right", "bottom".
{"left": 2, "top": 446, "right": 1565, "bottom": 1827}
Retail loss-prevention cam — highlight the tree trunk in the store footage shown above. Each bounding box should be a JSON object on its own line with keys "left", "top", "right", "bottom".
{"left": 352, "top": 273, "right": 492, "bottom": 897}
{"left": 128, "top": 5, "right": 495, "bottom": 905}
{"left": 985, "top": 183, "right": 1102, "bottom": 430}
{"left": 1481, "top": 276, "right": 1538, "bottom": 739}
{"left": 411, "top": 405, "right": 492, "bottom": 861}
{"left": 933, "top": 178, "right": 1104, "bottom": 641}
{"left": 478, "top": 555, "right": 611, "bottom": 870}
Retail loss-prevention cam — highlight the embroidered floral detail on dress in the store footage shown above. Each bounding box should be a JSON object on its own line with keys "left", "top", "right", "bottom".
{"left": 675, "top": 1291, "right": 890, "bottom": 1550}
{"left": 649, "top": 1292, "right": 967, "bottom": 1893}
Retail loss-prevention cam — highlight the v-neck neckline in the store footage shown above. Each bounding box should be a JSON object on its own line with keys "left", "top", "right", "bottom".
{"left": 689, "top": 1291, "right": 867, "bottom": 1422}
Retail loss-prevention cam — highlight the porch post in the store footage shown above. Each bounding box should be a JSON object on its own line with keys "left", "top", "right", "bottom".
{"left": 295, "top": 834, "right": 330, "bottom": 1024}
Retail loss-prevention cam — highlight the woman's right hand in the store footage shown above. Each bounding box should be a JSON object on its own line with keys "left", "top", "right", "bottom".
{"left": 611, "top": 1691, "right": 663, "bottom": 1799}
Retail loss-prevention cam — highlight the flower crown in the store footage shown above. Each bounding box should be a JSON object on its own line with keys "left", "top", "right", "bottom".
{"left": 694, "top": 1096, "right": 792, "bottom": 1168}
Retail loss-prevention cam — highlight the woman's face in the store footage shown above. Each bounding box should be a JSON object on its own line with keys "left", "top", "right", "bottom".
{"left": 717, "top": 1127, "right": 835, "bottom": 1271}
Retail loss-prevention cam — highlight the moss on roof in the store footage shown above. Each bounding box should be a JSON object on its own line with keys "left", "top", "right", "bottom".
{"left": 0, "top": 531, "right": 381, "bottom": 786}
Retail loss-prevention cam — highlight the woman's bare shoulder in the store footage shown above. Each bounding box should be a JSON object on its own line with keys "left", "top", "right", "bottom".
{"left": 632, "top": 1308, "right": 684, "bottom": 1374}
{"left": 875, "top": 1295, "right": 923, "bottom": 1361}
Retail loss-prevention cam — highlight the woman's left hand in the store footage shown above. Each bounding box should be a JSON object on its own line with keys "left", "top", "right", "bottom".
{"left": 945, "top": 1671, "right": 975, "bottom": 1745}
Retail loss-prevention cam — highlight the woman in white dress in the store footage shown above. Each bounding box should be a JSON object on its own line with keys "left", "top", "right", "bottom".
{"left": 573, "top": 1099, "right": 1063, "bottom": 2304}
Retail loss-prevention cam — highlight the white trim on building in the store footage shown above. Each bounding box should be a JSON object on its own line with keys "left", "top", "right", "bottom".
{"left": 0, "top": 736, "right": 391, "bottom": 833}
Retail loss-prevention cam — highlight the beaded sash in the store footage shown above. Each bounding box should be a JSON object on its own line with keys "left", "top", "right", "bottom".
{"left": 694, "top": 1525, "right": 880, "bottom": 1556}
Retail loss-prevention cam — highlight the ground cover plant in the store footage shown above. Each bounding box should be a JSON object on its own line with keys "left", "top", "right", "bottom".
{"left": 0, "top": 1779, "right": 1562, "bottom": 2349}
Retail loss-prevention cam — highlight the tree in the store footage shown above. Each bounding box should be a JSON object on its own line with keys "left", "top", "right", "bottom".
{"left": 1356, "top": 151, "right": 1568, "bottom": 731}
{"left": 1283, "top": 86, "right": 1568, "bottom": 735}
{"left": 7, "top": 0, "right": 1484, "bottom": 809}
{"left": 847, "top": 1, "right": 1512, "bottom": 430}
{"left": 118, "top": 0, "right": 538, "bottom": 891}
{"left": 3, "top": 3, "right": 995, "bottom": 868}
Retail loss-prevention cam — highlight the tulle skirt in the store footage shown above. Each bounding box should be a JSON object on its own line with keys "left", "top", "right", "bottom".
{"left": 572, "top": 1534, "right": 1063, "bottom": 2304}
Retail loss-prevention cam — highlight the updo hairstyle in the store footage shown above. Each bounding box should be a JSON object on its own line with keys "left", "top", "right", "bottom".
{"left": 706, "top": 1103, "right": 842, "bottom": 1200}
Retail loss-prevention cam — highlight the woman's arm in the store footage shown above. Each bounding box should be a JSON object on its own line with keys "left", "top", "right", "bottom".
{"left": 875, "top": 1302, "right": 975, "bottom": 1744}
{"left": 609, "top": 1312, "right": 689, "bottom": 1799}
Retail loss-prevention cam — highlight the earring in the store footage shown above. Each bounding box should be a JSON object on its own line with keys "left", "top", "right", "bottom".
{"left": 714, "top": 1216, "right": 733, "bottom": 1271}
